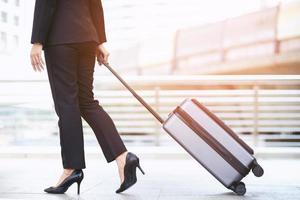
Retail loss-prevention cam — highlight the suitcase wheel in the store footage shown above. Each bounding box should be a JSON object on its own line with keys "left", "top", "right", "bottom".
{"left": 233, "top": 182, "right": 246, "bottom": 196}
{"left": 252, "top": 162, "right": 264, "bottom": 177}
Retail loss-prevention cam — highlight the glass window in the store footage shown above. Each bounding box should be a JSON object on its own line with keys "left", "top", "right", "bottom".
{"left": 13, "top": 34, "right": 19, "bottom": 48}
{"left": 14, "top": 15, "right": 19, "bottom": 26}
{"left": 1, "top": 11, "right": 8, "bottom": 23}
{"left": 0, "top": 32, "right": 7, "bottom": 51}
{"left": 15, "top": 0, "right": 20, "bottom": 7}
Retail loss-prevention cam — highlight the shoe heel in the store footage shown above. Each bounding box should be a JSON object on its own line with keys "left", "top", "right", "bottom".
{"left": 77, "top": 179, "right": 82, "bottom": 195}
{"left": 137, "top": 163, "right": 145, "bottom": 175}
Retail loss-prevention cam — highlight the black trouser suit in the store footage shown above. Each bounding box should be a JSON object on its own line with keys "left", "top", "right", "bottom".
{"left": 31, "top": 0, "right": 127, "bottom": 169}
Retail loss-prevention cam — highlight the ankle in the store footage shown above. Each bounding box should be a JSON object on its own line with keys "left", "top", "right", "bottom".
{"left": 116, "top": 151, "right": 128, "bottom": 164}
{"left": 63, "top": 168, "right": 75, "bottom": 175}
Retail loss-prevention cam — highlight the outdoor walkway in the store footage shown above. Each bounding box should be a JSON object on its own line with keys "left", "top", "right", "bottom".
{"left": 0, "top": 151, "right": 299, "bottom": 200}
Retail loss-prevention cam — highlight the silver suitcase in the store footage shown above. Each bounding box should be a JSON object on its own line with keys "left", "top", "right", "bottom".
{"left": 163, "top": 98, "right": 263, "bottom": 195}
{"left": 103, "top": 63, "right": 264, "bottom": 196}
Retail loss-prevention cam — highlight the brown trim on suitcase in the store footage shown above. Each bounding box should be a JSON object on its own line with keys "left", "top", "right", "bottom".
{"left": 190, "top": 98, "right": 254, "bottom": 155}
{"left": 174, "top": 107, "right": 249, "bottom": 177}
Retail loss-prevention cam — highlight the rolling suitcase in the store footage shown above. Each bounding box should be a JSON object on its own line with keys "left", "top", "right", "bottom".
{"left": 103, "top": 62, "right": 264, "bottom": 195}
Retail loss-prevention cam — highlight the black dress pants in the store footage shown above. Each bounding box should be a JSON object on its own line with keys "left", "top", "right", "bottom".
{"left": 44, "top": 41, "right": 127, "bottom": 169}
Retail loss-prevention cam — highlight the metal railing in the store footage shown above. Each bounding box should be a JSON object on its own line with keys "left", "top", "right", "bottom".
{"left": 0, "top": 75, "right": 300, "bottom": 147}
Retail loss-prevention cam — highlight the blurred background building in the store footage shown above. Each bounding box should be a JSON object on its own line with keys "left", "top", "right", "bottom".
{"left": 0, "top": 0, "right": 23, "bottom": 54}
{"left": 0, "top": 0, "right": 300, "bottom": 149}
{"left": 103, "top": 0, "right": 300, "bottom": 75}
{"left": 0, "top": 0, "right": 26, "bottom": 78}
{"left": 1, "top": 0, "right": 300, "bottom": 77}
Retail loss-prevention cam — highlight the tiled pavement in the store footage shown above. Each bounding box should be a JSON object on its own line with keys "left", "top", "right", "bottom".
{"left": 0, "top": 154, "right": 299, "bottom": 200}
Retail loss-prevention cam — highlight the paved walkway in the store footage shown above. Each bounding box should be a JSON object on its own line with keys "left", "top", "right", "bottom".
{"left": 0, "top": 155, "right": 299, "bottom": 200}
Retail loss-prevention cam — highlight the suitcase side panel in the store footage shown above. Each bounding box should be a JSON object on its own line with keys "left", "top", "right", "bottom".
{"left": 175, "top": 107, "right": 249, "bottom": 176}
{"left": 180, "top": 99, "right": 254, "bottom": 168}
{"left": 163, "top": 114, "right": 242, "bottom": 187}
{"left": 191, "top": 98, "right": 254, "bottom": 155}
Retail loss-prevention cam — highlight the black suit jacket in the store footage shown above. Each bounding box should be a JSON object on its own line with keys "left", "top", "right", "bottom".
{"left": 30, "top": 0, "right": 107, "bottom": 46}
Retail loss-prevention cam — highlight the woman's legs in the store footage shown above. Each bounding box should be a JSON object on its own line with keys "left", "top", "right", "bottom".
{"left": 44, "top": 44, "right": 87, "bottom": 186}
{"left": 44, "top": 41, "right": 129, "bottom": 186}
{"left": 44, "top": 44, "right": 86, "bottom": 170}
{"left": 76, "top": 42, "right": 128, "bottom": 182}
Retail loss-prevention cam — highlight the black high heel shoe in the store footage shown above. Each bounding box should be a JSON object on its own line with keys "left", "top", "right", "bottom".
{"left": 115, "top": 152, "right": 145, "bottom": 193}
{"left": 44, "top": 169, "right": 84, "bottom": 194}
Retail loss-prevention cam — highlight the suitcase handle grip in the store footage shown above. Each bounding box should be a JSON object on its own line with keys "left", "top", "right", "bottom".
{"left": 102, "top": 62, "right": 164, "bottom": 124}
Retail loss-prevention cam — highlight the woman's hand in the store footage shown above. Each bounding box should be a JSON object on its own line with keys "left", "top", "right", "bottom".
{"left": 96, "top": 43, "right": 110, "bottom": 65}
{"left": 30, "top": 43, "right": 45, "bottom": 72}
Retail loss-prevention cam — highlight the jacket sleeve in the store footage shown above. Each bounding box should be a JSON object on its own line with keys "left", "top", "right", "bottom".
{"left": 89, "top": 0, "right": 107, "bottom": 44}
{"left": 30, "top": 0, "right": 57, "bottom": 45}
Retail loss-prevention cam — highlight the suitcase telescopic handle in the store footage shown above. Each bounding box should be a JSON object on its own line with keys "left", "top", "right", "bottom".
{"left": 102, "top": 62, "right": 164, "bottom": 124}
